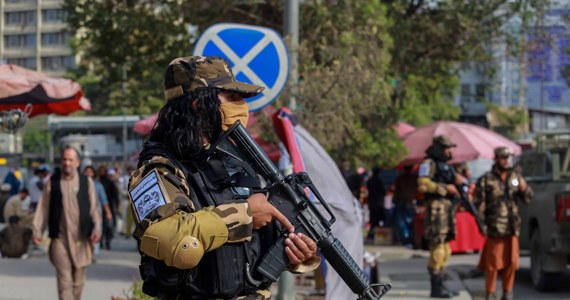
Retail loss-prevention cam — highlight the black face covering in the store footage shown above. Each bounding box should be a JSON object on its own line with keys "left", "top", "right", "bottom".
{"left": 426, "top": 143, "right": 452, "bottom": 162}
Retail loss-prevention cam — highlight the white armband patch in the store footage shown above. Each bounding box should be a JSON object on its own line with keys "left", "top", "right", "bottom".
{"left": 129, "top": 170, "right": 168, "bottom": 222}
{"left": 418, "top": 163, "right": 430, "bottom": 177}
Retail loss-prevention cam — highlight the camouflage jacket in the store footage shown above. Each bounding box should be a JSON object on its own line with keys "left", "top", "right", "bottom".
{"left": 129, "top": 155, "right": 253, "bottom": 246}
{"left": 417, "top": 158, "right": 457, "bottom": 245}
{"left": 129, "top": 154, "right": 319, "bottom": 299}
{"left": 474, "top": 165, "right": 533, "bottom": 237}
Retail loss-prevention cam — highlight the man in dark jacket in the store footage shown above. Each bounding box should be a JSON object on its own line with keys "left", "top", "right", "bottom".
{"left": 366, "top": 167, "right": 386, "bottom": 240}
{"left": 0, "top": 215, "right": 32, "bottom": 258}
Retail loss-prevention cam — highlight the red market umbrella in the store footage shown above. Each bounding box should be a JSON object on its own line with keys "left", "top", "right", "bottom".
{"left": 0, "top": 64, "right": 90, "bottom": 117}
{"left": 133, "top": 113, "right": 158, "bottom": 135}
{"left": 393, "top": 121, "right": 416, "bottom": 137}
{"left": 400, "top": 121, "right": 522, "bottom": 165}
{"left": 133, "top": 113, "right": 281, "bottom": 161}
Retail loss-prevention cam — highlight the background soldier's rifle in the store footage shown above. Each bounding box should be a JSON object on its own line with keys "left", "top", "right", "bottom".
{"left": 454, "top": 175, "right": 485, "bottom": 235}
{"left": 212, "top": 121, "right": 391, "bottom": 300}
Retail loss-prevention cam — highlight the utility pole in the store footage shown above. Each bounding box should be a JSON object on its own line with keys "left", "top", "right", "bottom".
{"left": 284, "top": 0, "right": 299, "bottom": 111}
{"left": 276, "top": 3, "right": 299, "bottom": 300}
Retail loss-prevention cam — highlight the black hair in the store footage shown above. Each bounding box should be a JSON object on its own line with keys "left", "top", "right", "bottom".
{"left": 372, "top": 166, "right": 381, "bottom": 175}
{"left": 425, "top": 143, "right": 450, "bottom": 162}
{"left": 20, "top": 188, "right": 28, "bottom": 194}
{"left": 83, "top": 165, "right": 96, "bottom": 173}
{"left": 149, "top": 88, "right": 222, "bottom": 161}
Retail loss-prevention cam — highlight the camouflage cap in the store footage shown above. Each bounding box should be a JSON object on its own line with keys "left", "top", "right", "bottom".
{"left": 163, "top": 56, "right": 265, "bottom": 101}
{"left": 494, "top": 146, "right": 512, "bottom": 158}
{"left": 432, "top": 135, "right": 456, "bottom": 148}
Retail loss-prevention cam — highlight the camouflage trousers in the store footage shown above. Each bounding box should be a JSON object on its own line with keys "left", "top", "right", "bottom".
{"left": 424, "top": 198, "right": 457, "bottom": 247}
{"left": 235, "top": 289, "right": 272, "bottom": 300}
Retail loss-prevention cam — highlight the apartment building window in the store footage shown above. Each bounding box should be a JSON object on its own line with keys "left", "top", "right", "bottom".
{"left": 5, "top": 11, "right": 36, "bottom": 26}
{"left": 42, "top": 32, "right": 69, "bottom": 46}
{"left": 42, "top": 56, "right": 75, "bottom": 71}
{"left": 4, "top": 34, "right": 36, "bottom": 48}
{"left": 460, "top": 84, "right": 472, "bottom": 103}
{"left": 42, "top": 9, "right": 67, "bottom": 23}
{"left": 475, "top": 84, "right": 486, "bottom": 102}
{"left": 7, "top": 57, "right": 37, "bottom": 69}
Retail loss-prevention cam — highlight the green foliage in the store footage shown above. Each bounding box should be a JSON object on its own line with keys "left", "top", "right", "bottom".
{"left": 385, "top": 0, "right": 541, "bottom": 127}
{"left": 286, "top": 1, "right": 399, "bottom": 167}
{"left": 62, "top": 0, "right": 542, "bottom": 166}
{"left": 485, "top": 103, "right": 529, "bottom": 140}
{"left": 63, "top": 0, "right": 195, "bottom": 115}
{"left": 112, "top": 280, "right": 156, "bottom": 300}
{"left": 22, "top": 130, "right": 50, "bottom": 155}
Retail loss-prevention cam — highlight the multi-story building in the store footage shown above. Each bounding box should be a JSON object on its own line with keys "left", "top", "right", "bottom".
{"left": 457, "top": 6, "right": 570, "bottom": 134}
{"left": 0, "top": 0, "right": 75, "bottom": 75}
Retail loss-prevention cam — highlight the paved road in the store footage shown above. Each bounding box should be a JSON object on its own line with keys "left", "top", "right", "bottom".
{"left": 1, "top": 239, "right": 569, "bottom": 300}
{"left": 379, "top": 251, "right": 570, "bottom": 300}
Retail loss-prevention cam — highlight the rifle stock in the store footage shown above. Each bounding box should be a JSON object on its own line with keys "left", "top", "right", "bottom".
{"left": 214, "top": 121, "right": 391, "bottom": 300}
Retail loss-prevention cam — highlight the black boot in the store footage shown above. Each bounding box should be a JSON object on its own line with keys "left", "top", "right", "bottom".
{"left": 430, "top": 272, "right": 453, "bottom": 298}
{"left": 440, "top": 271, "right": 459, "bottom": 296}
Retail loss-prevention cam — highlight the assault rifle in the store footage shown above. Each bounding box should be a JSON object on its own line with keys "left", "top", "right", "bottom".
{"left": 455, "top": 176, "right": 485, "bottom": 236}
{"left": 212, "top": 121, "right": 391, "bottom": 300}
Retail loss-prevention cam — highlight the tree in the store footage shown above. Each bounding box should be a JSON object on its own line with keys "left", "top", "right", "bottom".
{"left": 62, "top": 0, "right": 543, "bottom": 167}
{"left": 384, "top": 0, "right": 546, "bottom": 127}
{"left": 63, "top": 0, "right": 196, "bottom": 115}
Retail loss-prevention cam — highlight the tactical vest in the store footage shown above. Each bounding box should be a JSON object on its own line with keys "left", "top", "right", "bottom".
{"left": 425, "top": 160, "right": 456, "bottom": 200}
{"left": 137, "top": 143, "right": 277, "bottom": 299}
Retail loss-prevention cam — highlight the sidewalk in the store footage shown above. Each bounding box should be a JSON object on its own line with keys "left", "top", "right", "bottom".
{"left": 0, "top": 237, "right": 140, "bottom": 300}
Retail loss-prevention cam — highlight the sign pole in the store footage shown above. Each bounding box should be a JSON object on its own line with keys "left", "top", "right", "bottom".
{"left": 276, "top": 4, "right": 299, "bottom": 299}
{"left": 284, "top": 0, "right": 299, "bottom": 111}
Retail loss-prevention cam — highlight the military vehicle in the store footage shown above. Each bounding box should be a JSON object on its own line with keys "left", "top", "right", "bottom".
{"left": 517, "top": 130, "right": 570, "bottom": 291}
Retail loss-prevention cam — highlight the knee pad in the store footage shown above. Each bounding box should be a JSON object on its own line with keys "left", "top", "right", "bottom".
{"left": 428, "top": 244, "right": 448, "bottom": 270}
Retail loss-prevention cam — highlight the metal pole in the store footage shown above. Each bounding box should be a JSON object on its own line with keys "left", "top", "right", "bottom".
{"left": 122, "top": 64, "right": 128, "bottom": 171}
{"left": 276, "top": 3, "right": 300, "bottom": 299}
{"left": 122, "top": 115, "right": 127, "bottom": 169}
{"left": 284, "top": 0, "right": 299, "bottom": 111}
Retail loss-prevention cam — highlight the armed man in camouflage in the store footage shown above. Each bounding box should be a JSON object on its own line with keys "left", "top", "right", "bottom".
{"left": 128, "top": 56, "right": 319, "bottom": 299}
{"left": 417, "top": 135, "right": 462, "bottom": 298}
{"left": 474, "top": 147, "right": 533, "bottom": 300}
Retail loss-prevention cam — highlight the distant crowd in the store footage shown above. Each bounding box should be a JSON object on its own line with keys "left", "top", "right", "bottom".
{"left": 340, "top": 161, "right": 475, "bottom": 249}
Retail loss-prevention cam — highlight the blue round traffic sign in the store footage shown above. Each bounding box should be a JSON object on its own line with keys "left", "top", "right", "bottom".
{"left": 193, "top": 23, "right": 289, "bottom": 111}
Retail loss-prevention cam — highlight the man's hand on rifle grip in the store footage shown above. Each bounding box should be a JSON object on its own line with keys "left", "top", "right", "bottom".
{"left": 285, "top": 232, "right": 317, "bottom": 265}
{"left": 248, "top": 193, "right": 294, "bottom": 232}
